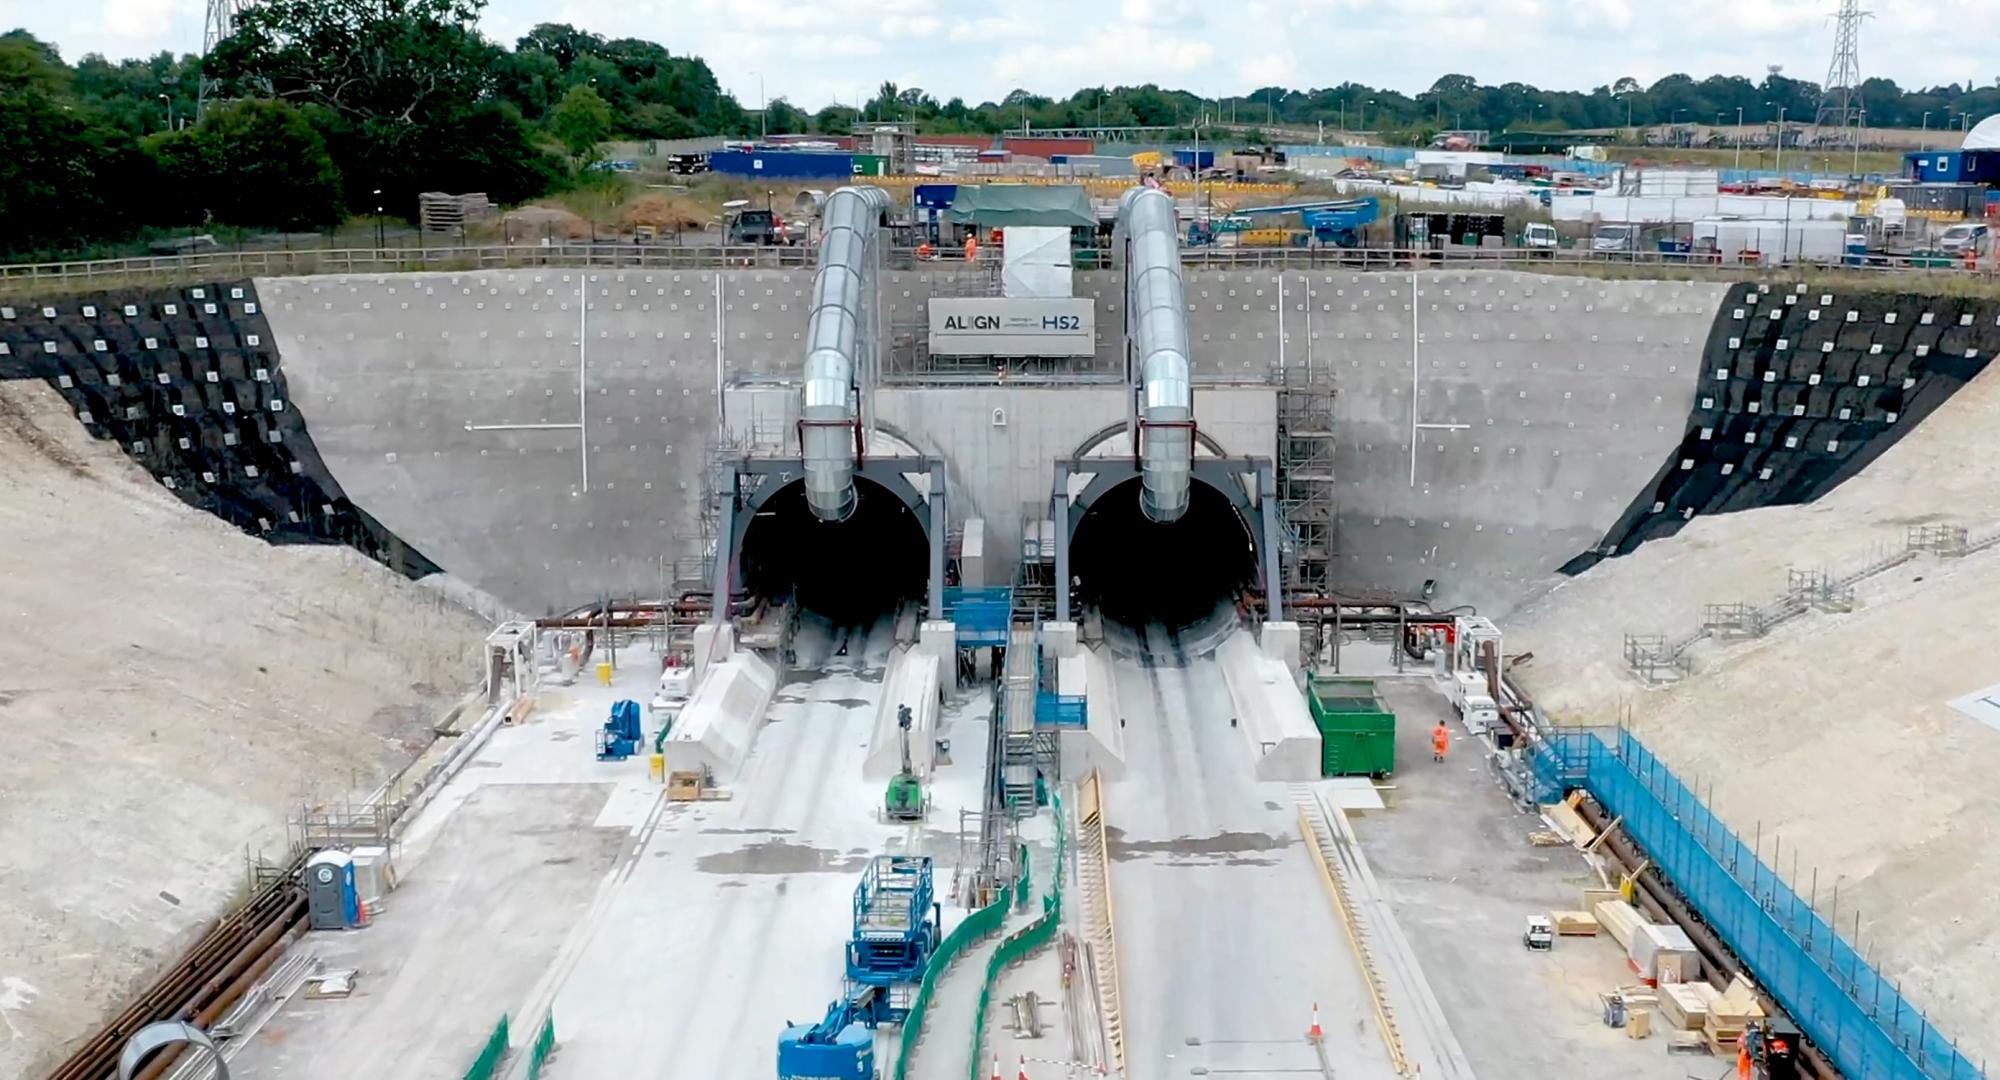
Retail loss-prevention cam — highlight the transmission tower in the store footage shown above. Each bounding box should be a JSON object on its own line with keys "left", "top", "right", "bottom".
{"left": 1812, "top": 0, "right": 1870, "bottom": 142}
{"left": 197, "top": 0, "right": 243, "bottom": 120}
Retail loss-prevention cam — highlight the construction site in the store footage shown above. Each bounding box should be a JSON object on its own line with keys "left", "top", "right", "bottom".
{"left": 3, "top": 173, "right": 1999, "bottom": 1080}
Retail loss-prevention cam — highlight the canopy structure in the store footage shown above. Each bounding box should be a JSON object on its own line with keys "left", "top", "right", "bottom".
{"left": 1965, "top": 115, "right": 2000, "bottom": 150}
{"left": 944, "top": 185, "right": 1098, "bottom": 229}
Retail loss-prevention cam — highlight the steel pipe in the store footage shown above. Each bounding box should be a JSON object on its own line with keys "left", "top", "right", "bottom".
{"left": 1117, "top": 187, "right": 1193, "bottom": 523}
{"left": 801, "top": 186, "right": 888, "bottom": 522}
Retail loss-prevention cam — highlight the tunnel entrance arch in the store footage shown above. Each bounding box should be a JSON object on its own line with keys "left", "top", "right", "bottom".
{"left": 726, "top": 457, "right": 944, "bottom": 627}
{"left": 1055, "top": 454, "right": 1283, "bottom": 655}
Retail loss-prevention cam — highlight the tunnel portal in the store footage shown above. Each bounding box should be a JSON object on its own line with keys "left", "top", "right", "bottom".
{"left": 1069, "top": 475, "right": 1258, "bottom": 646}
{"left": 738, "top": 476, "right": 928, "bottom": 626}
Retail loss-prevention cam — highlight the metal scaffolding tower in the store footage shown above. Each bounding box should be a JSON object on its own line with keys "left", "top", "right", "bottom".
{"left": 1812, "top": 0, "right": 1871, "bottom": 142}
{"left": 1276, "top": 360, "right": 1337, "bottom": 594}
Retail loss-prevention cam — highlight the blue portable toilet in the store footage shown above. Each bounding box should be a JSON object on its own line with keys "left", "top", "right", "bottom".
{"left": 305, "top": 851, "right": 360, "bottom": 930}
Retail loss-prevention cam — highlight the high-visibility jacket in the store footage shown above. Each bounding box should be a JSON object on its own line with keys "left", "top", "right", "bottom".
{"left": 1432, "top": 726, "right": 1451, "bottom": 755}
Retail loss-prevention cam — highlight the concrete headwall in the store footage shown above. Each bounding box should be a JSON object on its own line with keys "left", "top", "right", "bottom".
{"left": 29, "top": 266, "right": 1996, "bottom": 623}
{"left": 1179, "top": 269, "right": 1730, "bottom": 616}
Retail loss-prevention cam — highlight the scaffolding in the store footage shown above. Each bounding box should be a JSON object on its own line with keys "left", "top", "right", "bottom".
{"left": 1276, "top": 359, "right": 1338, "bottom": 594}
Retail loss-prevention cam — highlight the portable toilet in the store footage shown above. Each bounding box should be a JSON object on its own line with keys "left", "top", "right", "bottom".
{"left": 305, "top": 851, "right": 360, "bottom": 930}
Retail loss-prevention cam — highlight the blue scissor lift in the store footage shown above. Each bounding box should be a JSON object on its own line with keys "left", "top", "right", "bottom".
{"left": 777, "top": 856, "right": 941, "bottom": 1078}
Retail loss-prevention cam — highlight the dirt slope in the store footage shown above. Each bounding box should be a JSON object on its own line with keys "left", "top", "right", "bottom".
{"left": 0, "top": 381, "right": 487, "bottom": 1076}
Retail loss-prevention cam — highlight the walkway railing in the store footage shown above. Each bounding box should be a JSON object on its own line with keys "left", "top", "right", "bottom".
{"left": 5, "top": 240, "right": 1998, "bottom": 294}
{"left": 967, "top": 793, "right": 1067, "bottom": 1080}
{"left": 891, "top": 847, "right": 1020, "bottom": 1080}
{"left": 1531, "top": 728, "right": 1984, "bottom": 1080}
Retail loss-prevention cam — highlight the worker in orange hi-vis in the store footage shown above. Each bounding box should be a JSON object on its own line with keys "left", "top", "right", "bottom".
{"left": 1431, "top": 721, "right": 1451, "bottom": 763}
{"left": 964, "top": 234, "right": 979, "bottom": 262}
{"left": 917, "top": 240, "right": 933, "bottom": 261}
{"left": 1736, "top": 1031, "right": 1753, "bottom": 1080}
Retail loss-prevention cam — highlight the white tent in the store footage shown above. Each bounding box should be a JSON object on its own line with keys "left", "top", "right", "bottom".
{"left": 1965, "top": 115, "right": 2000, "bottom": 150}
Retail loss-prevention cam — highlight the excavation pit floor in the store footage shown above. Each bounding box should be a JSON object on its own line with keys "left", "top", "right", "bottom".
{"left": 1348, "top": 679, "right": 1696, "bottom": 1080}
{"left": 224, "top": 633, "right": 997, "bottom": 1080}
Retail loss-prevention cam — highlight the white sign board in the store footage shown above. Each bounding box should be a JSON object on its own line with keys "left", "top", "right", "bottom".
{"left": 927, "top": 298, "right": 1095, "bottom": 358}
{"left": 1949, "top": 681, "right": 2000, "bottom": 733}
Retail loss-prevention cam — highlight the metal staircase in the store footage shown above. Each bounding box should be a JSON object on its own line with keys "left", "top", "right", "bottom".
{"left": 1277, "top": 360, "right": 1338, "bottom": 593}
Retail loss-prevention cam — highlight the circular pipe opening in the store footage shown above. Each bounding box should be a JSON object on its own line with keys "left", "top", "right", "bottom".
{"left": 1070, "top": 476, "right": 1257, "bottom": 653}
{"left": 740, "top": 476, "right": 928, "bottom": 626}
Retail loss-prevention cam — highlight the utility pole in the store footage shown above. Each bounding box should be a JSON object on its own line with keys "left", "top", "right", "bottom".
{"left": 1921, "top": 111, "right": 1931, "bottom": 150}
{"left": 1811, "top": 0, "right": 1870, "bottom": 158}
{"left": 1735, "top": 106, "right": 1745, "bottom": 170}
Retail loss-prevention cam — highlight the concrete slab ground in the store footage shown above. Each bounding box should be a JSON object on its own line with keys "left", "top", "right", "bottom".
{"left": 1106, "top": 650, "right": 1400, "bottom": 1080}
{"left": 225, "top": 624, "right": 1002, "bottom": 1080}
{"left": 1346, "top": 679, "right": 1695, "bottom": 1080}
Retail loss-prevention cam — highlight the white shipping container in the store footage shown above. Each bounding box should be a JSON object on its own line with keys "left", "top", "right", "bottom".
{"left": 1693, "top": 218, "right": 1849, "bottom": 264}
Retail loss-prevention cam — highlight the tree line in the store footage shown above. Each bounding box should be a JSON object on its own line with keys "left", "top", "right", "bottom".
{"left": 4, "top": 0, "right": 1997, "bottom": 259}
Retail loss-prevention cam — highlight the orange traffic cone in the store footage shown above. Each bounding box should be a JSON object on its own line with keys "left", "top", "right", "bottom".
{"left": 1016, "top": 1056, "right": 1031, "bottom": 1080}
{"left": 989, "top": 1055, "right": 1002, "bottom": 1080}
{"left": 1308, "top": 1002, "right": 1324, "bottom": 1040}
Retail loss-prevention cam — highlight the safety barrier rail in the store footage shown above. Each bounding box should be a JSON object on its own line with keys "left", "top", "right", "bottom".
{"left": 941, "top": 586, "right": 1013, "bottom": 648}
{"left": 1530, "top": 728, "right": 1983, "bottom": 1080}
{"left": 7, "top": 239, "right": 1999, "bottom": 295}
{"left": 461, "top": 1015, "right": 511, "bottom": 1080}
{"left": 525, "top": 1014, "right": 557, "bottom": 1080}
{"left": 967, "top": 793, "right": 1067, "bottom": 1080}
{"left": 1075, "top": 771, "right": 1126, "bottom": 1073}
{"left": 890, "top": 845, "right": 1023, "bottom": 1080}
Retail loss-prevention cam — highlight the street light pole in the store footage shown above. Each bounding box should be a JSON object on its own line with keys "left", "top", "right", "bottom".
{"left": 1921, "top": 111, "right": 1931, "bottom": 150}
{"left": 752, "top": 72, "right": 765, "bottom": 139}
{"left": 1735, "top": 106, "right": 1745, "bottom": 170}
{"left": 158, "top": 93, "right": 171, "bottom": 132}
{"left": 1852, "top": 111, "right": 1865, "bottom": 177}
{"left": 373, "top": 188, "right": 384, "bottom": 250}
{"left": 1774, "top": 106, "right": 1787, "bottom": 176}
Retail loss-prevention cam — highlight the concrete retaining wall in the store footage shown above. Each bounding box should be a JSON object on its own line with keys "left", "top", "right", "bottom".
{"left": 659, "top": 646, "right": 778, "bottom": 779}
{"left": 865, "top": 647, "right": 941, "bottom": 781}
{"left": 1216, "top": 630, "right": 1320, "bottom": 781}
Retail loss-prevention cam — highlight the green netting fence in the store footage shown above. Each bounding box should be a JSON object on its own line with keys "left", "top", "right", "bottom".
{"left": 891, "top": 845, "right": 1023, "bottom": 1080}
{"left": 525, "top": 1013, "right": 557, "bottom": 1080}
{"left": 461, "top": 1015, "right": 510, "bottom": 1080}
{"left": 967, "top": 793, "right": 1067, "bottom": 1080}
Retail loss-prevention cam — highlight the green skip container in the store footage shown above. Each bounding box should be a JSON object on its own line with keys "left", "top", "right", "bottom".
{"left": 1306, "top": 675, "right": 1397, "bottom": 778}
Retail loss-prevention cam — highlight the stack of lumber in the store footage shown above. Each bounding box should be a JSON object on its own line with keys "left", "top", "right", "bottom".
{"left": 1541, "top": 791, "right": 1599, "bottom": 847}
{"left": 1703, "top": 976, "right": 1767, "bottom": 1052}
{"left": 1594, "top": 899, "right": 1647, "bottom": 950}
{"left": 1657, "top": 982, "right": 1719, "bottom": 1030}
{"left": 1552, "top": 910, "right": 1599, "bottom": 936}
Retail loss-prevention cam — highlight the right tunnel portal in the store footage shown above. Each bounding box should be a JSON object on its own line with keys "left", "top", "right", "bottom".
{"left": 1069, "top": 474, "right": 1259, "bottom": 647}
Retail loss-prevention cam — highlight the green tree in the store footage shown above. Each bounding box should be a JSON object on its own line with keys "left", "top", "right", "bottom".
{"left": 0, "top": 33, "right": 145, "bottom": 255}
{"left": 814, "top": 105, "right": 857, "bottom": 135}
{"left": 765, "top": 98, "right": 808, "bottom": 135}
{"left": 144, "top": 98, "right": 344, "bottom": 230}
{"left": 549, "top": 83, "right": 613, "bottom": 159}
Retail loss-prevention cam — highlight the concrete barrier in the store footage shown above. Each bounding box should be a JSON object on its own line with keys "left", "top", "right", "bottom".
{"left": 1063, "top": 647, "right": 1127, "bottom": 779}
{"left": 659, "top": 647, "right": 777, "bottom": 780}
{"left": 865, "top": 647, "right": 942, "bottom": 780}
{"left": 1217, "top": 630, "right": 1320, "bottom": 781}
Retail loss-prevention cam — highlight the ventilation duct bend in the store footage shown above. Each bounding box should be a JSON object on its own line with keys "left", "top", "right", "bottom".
{"left": 1119, "top": 187, "right": 1193, "bottom": 524}
{"left": 801, "top": 185, "right": 890, "bottom": 522}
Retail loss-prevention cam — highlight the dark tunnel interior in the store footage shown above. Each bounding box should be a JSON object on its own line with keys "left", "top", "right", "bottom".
{"left": 1069, "top": 476, "right": 1258, "bottom": 646}
{"left": 738, "top": 477, "right": 929, "bottom": 625}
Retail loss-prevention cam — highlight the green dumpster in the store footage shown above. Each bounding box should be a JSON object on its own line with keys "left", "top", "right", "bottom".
{"left": 1306, "top": 676, "right": 1396, "bottom": 778}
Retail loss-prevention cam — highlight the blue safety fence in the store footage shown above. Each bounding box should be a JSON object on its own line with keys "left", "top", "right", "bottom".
{"left": 1532, "top": 728, "right": 1984, "bottom": 1080}
{"left": 941, "top": 586, "right": 1012, "bottom": 647}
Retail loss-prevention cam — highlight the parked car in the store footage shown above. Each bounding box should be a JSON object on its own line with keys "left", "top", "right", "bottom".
{"left": 1591, "top": 224, "right": 1642, "bottom": 255}
{"left": 1939, "top": 222, "right": 1991, "bottom": 256}
{"left": 1520, "top": 222, "right": 1559, "bottom": 254}
{"left": 724, "top": 206, "right": 793, "bottom": 246}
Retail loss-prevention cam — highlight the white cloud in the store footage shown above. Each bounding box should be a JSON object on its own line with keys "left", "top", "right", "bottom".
{"left": 10, "top": 0, "right": 2000, "bottom": 112}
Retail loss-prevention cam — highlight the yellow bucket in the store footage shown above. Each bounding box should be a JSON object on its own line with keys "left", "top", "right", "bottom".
{"left": 649, "top": 754, "right": 665, "bottom": 781}
{"left": 595, "top": 661, "right": 613, "bottom": 686}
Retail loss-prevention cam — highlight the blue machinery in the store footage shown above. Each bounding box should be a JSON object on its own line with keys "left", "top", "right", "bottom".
{"left": 777, "top": 856, "right": 942, "bottom": 1079}
{"left": 1188, "top": 197, "right": 1380, "bottom": 248}
{"left": 593, "top": 699, "right": 643, "bottom": 761}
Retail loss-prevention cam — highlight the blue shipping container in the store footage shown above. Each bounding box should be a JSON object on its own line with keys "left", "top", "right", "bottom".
{"left": 707, "top": 149, "right": 855, "bottom": 181}
{"left": 1905, "top": 149, "right": 2000, "bottom": 185}
{"left": 1173, "top": 149, "right": 1216, "bottom": 168}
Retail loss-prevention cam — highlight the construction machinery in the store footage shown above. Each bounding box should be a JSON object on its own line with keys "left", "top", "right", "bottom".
{"left": 777, "top": 856, "right": 942, "bottom": 1077}
{"left": 651, "top": 660, "right": 693, "bottom": 752}
{"left": 1188, "top": 198, "right": 1380, "bottom": 248}
{"left": 1522, "top": 914, "right": 1554, "bottom": 951}
{"left": 595, "top": 699, "right": 644, "bottom": 761}
{"left": 884, "top": 705, "right": 926, "bottom": 821}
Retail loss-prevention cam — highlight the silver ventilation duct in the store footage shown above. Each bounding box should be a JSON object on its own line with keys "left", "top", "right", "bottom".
{"left": 800, "top": 185, "right": 889, "bottom": 522}
{"left": 1118, "top": 186, "right": 1193, "bottom": 523}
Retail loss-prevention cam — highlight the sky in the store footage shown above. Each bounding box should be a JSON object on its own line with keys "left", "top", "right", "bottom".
{"left": 7, "top": 0, "right": 1999, "bottom": 113}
